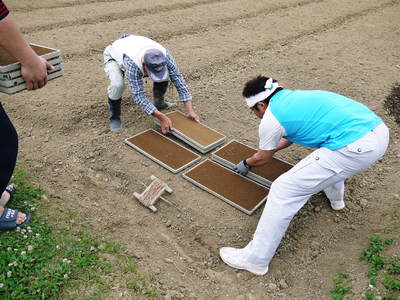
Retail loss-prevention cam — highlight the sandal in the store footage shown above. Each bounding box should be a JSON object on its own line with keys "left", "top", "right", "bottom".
{"left": 0, "top": 208, "right": 30, "bottom": 230}
{"left": 5, "top": 184, "right": 15, "bottom": 201}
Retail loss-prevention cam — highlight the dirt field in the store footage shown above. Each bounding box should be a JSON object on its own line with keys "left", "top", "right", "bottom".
{"left": 3, "top": 0, "right": 400, "bottom": 298}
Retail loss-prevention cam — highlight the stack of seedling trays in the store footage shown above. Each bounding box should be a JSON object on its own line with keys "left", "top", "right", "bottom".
{"left": 0, "top": 43, "right": 63, "bottom": 94}
{"left": 155, "top": 111, "right": 226, "bottom": 153}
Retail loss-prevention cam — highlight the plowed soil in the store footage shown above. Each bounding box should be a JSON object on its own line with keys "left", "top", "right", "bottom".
{"left": 3, "top": 0, "right": 400, "bottom": 299}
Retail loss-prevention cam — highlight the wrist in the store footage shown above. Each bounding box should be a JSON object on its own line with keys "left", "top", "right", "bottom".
{"left": 243, "top": 159, "right": 251, "bottom": 168}
{"left": 152, "top": 110, "right": 163, "bottom": 119}
{"left": 183, "top": 101, "right": 193, "bottom": 109}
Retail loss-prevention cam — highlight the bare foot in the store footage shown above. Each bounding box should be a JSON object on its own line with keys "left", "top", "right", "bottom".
{"left": 0, "top": 206, "right": 27, "bottom": 225}
{"left": 0, "top": 190, "right": 11, "bottom": 207}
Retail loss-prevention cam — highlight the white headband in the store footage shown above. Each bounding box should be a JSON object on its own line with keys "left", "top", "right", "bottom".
{"left": 245, "top": 78, "right": 280, "bottom": 108}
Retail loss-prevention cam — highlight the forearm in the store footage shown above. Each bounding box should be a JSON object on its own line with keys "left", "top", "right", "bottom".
{"left": 126, "top": 64, "right": 157, "bottom": 115}
{"left": 171, "top": 76, "right": 192, "bottom": 102}
{"left": 0, "top": 12, "right": 51, "bottom": 90}
{"left": 152, "top": 110, "right": 164, "bottom": 120}
{"left": 0, "top": 16, "right": 37, "bottom": 65}
{"left": 246, "top": 150, "right": 274, "bottom": 167}
{"left": 183, "top": 100, "right": 194, "bottom": 113}
{"left": 166, "top": 52, "right": 192, "bottom": 101}
{"left": 131, "top": 92, "right": 156, "bottom": 115}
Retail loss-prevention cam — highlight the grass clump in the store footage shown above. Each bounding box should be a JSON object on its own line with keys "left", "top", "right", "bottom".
{"left": 330, "top": 232, "right": 399, "bottom": 300}
{"left": 359, "top": 235, "right": 400, "bottom": 299}
{"left": 330, "top": 271, "right": 353, "bottom": 300}
{"left": 0, "top": 169, "right": 158, "bottom": 299}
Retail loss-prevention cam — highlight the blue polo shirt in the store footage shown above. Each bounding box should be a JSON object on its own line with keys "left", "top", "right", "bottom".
{"left": 269, "top": 90, "right": 382, "bottom": 150}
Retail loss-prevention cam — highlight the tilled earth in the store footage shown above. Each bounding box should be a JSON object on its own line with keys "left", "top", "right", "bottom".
{"left": 3, "top": 0, "right": 400, "bottom": 299}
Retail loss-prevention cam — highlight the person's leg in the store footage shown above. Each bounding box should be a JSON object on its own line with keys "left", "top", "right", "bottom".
{"left": 221, "top": 149, "right": 346, "bottom": 275}
{"left": 0, "top": 191, "right": 9, "bottom": 206}
{"left": 0, "top": 104, "right": 26, "bottom": 225}
{"left": 0, "top": 103, "right": 18, "bottom": 195}
{"left": 220, "top": 124, "right": 389, "bottom": 274}
{"left": 104, "top": 58, "right": 125, "bottom": 131}
{"left": 153, "top": 81, "right": 175, "bottom": 110}
{"left": 324, "top": 180, "right": 345, "bottom": 210}
{"left": 324, "top": 122, "right": 390, "bottom": 210}
{"left": 0, "top": 184, "right": 14, "bottom": 207}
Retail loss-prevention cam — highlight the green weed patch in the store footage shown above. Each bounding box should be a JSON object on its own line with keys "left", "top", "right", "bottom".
{"left": 0, "top": 169, "right": 158, "bottom": 299}
{"left": 330, "top": 233, "right": 399, "bottom": 300}
{"left": 330, "top": 272, "right": 353, "bottom": 300}
{"left": 360, "top": 235, "right": 399, "bottom": 293}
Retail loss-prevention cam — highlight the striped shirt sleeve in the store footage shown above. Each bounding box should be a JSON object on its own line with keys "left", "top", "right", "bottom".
{"left": 0, "top": 1, "right": 10, "bottom": 20}
{"left": 166, "top": 51, "right": 192, "bottom": 102}
{"left": 124, "top": 55, "right": 157, "bottom": 115}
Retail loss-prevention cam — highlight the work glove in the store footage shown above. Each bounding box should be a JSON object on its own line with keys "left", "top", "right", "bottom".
{"left": 233, "top": 159, "right": 251, "bottom": 176}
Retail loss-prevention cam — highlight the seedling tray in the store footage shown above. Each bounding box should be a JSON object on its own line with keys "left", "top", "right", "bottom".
{"left": 125, "top": 129, "right": 201, "bottom": 173}
{"left": 182, "top": 159, "right": 269, "bottom": 215}
{"left": 211, "top": 140, "right": 293, "bottom": 187}
{"left": 0, "top": 43, "right": 63, "bottom": 94}
{"left": 155, "top": 111, "right": 226, "bottom": 153}
{"left": 0, "top": 57, "right": 62, "bottom": 81}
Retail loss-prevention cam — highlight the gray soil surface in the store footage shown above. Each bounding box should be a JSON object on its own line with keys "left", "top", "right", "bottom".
{"left": 3, "top": 0, "right": 400, "bottom": 299}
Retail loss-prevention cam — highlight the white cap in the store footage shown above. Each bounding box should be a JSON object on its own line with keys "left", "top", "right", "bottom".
{"left": 245, "top": 78, "right": 280, "bottom": 108}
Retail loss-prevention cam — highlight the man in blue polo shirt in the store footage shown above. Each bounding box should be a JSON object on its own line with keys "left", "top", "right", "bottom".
{"left": 219, "top": 76, "right": 389, "bottom": 275}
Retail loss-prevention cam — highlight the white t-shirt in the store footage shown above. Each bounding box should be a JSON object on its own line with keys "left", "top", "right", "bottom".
{"left": 258, "top": 107, "right": 286, "bottom": 150}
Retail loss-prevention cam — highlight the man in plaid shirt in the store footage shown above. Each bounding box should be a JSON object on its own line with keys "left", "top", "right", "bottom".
{"left": 103, "top": 34, "right": 198, "bottom": 132}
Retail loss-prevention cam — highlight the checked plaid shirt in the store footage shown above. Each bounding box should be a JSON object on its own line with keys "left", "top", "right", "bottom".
{"left": 123, "top": 49, "right": 192, "bottom": 115}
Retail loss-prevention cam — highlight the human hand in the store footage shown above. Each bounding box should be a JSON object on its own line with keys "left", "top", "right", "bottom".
{"left": 160, "top": 114, "right": 173, "bottom": 134}
{"left": 183, "top": 101, "right": 199, "bottom": 122}
{"left": 233, "top": 160, "right": 251, "bottom": 175}
{"left": 21, "top": 56, "right": 54, "bottom": 90}
{"left": 187, "top": 111, "right": 199, "bottom": 122}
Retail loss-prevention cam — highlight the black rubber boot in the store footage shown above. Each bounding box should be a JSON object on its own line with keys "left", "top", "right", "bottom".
{"left": 153, "top": 81, "right": 176, "bottom": 110}
{"left": 108, "top": 98, "right": 121, "bottom": 131}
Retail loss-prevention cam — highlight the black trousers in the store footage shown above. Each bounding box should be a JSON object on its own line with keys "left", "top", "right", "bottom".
{"left": 0, "top": 103, "right": 18, "bottom": 195}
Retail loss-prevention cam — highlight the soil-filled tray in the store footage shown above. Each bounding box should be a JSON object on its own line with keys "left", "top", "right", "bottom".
{"left": 125, "top": 129, "right": 201, "bottom": 173}
{"left": 155, "top": 111, "right": 226, "bottom": 153}
{"left": 211, "top": 140, "right": 293, "bottom": 187}
{"left": 182, "top": 159, "right": 269, "bottom": 215}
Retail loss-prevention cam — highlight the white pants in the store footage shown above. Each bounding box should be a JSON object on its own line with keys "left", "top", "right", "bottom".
{"left": 244, "top": 123, "right": 390, "bottom": 268}
{"left": 104, "top": 45, "right": 125, "bottom": 100}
